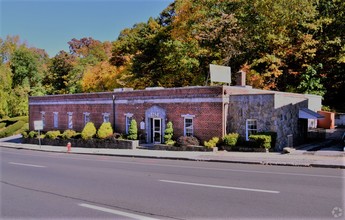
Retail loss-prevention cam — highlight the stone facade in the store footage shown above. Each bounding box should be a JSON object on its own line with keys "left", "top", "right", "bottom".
{"left": 29, "top": 86, "right": 322, "bottom": 151}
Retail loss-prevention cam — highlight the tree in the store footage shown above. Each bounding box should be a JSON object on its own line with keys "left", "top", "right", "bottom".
{"left": 297, "top": 64, "right": 325, "bottom": 96}
{"left": 10, "top": 46, "right": 42, "bottom": 92}
{"left": 313, "top": 0, "right": 345, "bottom": 111}
{"left": 45, "top": 51, "right": 75, "bottom": 94}
{"left": 81, "top": 61, "right": 122, "bottom": 92}
{"left": 0, "top": 64, "right": 12, "bottom": 117}
{"left": 68, "top": 37, "right": 111, "bottom": 62}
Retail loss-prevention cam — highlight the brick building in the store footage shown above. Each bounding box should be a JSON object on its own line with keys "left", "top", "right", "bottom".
{"left": 29, "top": 85, "right": 323, "bottom": 151}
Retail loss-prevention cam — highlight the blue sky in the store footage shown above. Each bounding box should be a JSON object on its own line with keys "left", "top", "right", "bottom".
{"left": 1, "top": 0, "right": 173, "bottom": 57}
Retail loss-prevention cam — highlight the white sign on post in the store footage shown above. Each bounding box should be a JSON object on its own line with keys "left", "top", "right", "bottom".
{"left": 34, "top": 120, "right": 43, "bottom": 147}
{"left": 34, "top": 120, "right": 43, "bottom": 130}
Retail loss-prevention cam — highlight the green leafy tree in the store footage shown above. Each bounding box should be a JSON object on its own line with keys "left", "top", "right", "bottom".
{"left": 45, "top": 51, "right": 75, "bottom": 94}
{"left": 297, "top": 64, "right": 325, "bottom": 96}
{"left": 0, "top": 64, "right": 12, "bottom": 117}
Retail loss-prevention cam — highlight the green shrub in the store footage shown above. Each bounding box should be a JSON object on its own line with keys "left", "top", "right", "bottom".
{"left": 28, "top": 131, "right": 38, "bottom": 138}
{"left": 164, "top": 121, "right": 175, "bottom": 145}
{"left": 176, "top": 136, "right": 200, "bottom": 147}
{"left": 257, "top": 132, "right": 277, "bottom": 148}
{"left": 249, "top": 134, "right": 271, "bottom": 149}
{"left": 204, "top": 137, "right": 219, "bottom": 148}
{"left": 81, "top": 122, "right": 97, "bottom": 140}
{"left": 21, "top": 131, "right": 29, "bottom": 138}
{"left": 127, "top": 119, "right": 138, "bottom": 140}
{"left": 223, "top": 133, "right": 239, "bottom": 147}
{"left": 8, "top": 116, "right": 29, "bottom": 123}
{"left": 45, "top": 130, "right": 61, "bottom": 139}
{"left": 0, "top": 122, "right": 6, "bottom": 129}
{"left": 97, "top": 122, "right": 113, "bottom": 139}
{"left": 16, "top": 123, "right": 29, "bottom": 135}
{"left": 0, "top": 120, "right": 25, "bottom": 138}
{"left": 62, "top": 130, "right": 77, "bottom": 139}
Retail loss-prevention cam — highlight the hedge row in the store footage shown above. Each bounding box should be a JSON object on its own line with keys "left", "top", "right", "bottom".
{"left": 0, "top": 120, "right": 26, "bottom": 138}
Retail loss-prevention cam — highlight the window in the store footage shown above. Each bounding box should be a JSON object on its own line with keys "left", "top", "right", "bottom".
{"left": 83, "top": 112, "right": 90, "bottom": 125}
{"left": 41, "top": 112, "right": 45, "bottom": 128}
{"left": 67, "top": 112, "right": 73, "bottom": 129}
{"left": 103, "top": 113, "right": 110, "bottom": 123}
{"left": 182, "top": 114, "right": 195, "bottom": 136}
{"left": 246, "top": 119, "right": 257, "bottom": 140}
{"left": 125, "top": 113, "right": 133, "bottom": 134}
{"left": 53, "top": 112, "right": 58, "bottom": 128}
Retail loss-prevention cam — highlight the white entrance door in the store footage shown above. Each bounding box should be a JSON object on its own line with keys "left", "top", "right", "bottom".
{"left": 152, "top": 118, "right": 161, "bottom": 144}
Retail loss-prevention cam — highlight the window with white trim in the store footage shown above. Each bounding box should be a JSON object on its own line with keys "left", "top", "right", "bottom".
{"left": 53, "top": 112, "right": 58, "bottom": 128}
{"left": 103, "top": 113, "right": 110, "bottom": 123}
{"left": 83, "top": 112, "right": 90, "bottom": 125}
{"left": 182, "top": 114, "right": 195, "bottom": 136}
{"left": 125, "top": 113, "right": 133, "bottom": 134}
{"left": 246, "top": 119, "right": 257, "bottom": 140}
{"left": 41, "top": 112, "right": 45, "bottom": 128}
{"left": 67, "top": 112, "right": 73, "bottom": 129}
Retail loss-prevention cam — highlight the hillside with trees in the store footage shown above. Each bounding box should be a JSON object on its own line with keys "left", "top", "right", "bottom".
{"left": 1, "top": 0, "right": 344, "bottom": 118}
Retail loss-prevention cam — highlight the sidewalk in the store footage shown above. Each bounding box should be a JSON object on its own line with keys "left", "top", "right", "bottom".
{"left": 1, "top": 135, "right": 344, "bottom": 169}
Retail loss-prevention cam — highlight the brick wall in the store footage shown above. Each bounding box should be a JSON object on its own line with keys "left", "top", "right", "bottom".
{"left": 29, "top": 86, "right": 225, "bottom": 144}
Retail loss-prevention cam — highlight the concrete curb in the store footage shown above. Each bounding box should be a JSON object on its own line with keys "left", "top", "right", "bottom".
{"left": 1, "top": 143, "right": 344, "bottom": 169}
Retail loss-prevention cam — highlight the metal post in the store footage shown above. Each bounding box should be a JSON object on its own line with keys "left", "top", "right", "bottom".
{"left": 112, "top": 94, "right": 116, "bottom": 131}
{"left": 38, "top": 129, "right": 41, "bottom": 148}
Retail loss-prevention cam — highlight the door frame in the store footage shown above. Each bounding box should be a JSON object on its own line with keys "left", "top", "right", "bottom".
{"left": 152, "top": 118, "right": 162, "bottom": 144}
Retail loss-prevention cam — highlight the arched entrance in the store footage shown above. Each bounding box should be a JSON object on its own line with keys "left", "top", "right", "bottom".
{"left": 145, "top": 106, "right": 166, "bottom": 144}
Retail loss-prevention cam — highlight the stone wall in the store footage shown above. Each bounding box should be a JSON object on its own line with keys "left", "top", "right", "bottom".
{"left": 227, "top": 94, "right": 275, "bottom": 139}
{"left": 227, "top": 93, "right": 309, "bottom": 151}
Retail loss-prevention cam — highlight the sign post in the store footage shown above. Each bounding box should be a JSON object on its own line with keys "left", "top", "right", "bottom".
{"left": 34, "top": 120, "right": 43, "bottom": 148}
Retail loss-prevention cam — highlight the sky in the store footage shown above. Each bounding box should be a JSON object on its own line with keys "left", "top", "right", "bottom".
{"left": 1, "top": 0, "right": 173, "bottom": 57}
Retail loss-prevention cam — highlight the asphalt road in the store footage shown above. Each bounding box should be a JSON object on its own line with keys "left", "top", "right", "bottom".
{"left": 1, "top": 147, "right": 344, "bottom": 219}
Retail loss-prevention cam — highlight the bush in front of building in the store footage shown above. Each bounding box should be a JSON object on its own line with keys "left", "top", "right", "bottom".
{"left": 62, "top": 129, "right": 77, "bottom": 139}
{"left": 176, "top": 136, "right": 200, "bottom": 147}
{"left": 223, "top": 133, "right": 239, "bottom": 149}
{"left": 257, "top": 131, "right": 277, "bottom": 149}
{"left": 127, "top": 119, "right": 138, "bottom": 140}
{"left": 249, "top": 134, "right": 271, "bottom": 149}
{"left": 28, "top": 131, "right": 38, "bottom": 138}
{"left": 164, "top": 121, "right": 175, "bottom": 145}
{"left": 97, "top": 122, "right": 113, "bottom": 139}
{"left": 45, "top": 130, "right": 61, "bottom": 139}
{"left": 81, "top": 122, "right": 97, "bottom": 140}
{"left": 204, "top": 137, "right": 219, "bottom": 148}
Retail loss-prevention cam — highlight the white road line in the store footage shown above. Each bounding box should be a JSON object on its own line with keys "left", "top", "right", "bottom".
{"left": 9, "top": 162, "right": 45, "bottom": 168}
{"left": 160, "top": 180, "right": 280, "bottom": 194}
{"left": 79, "top": 203, "right": 159, "bottom": 220}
